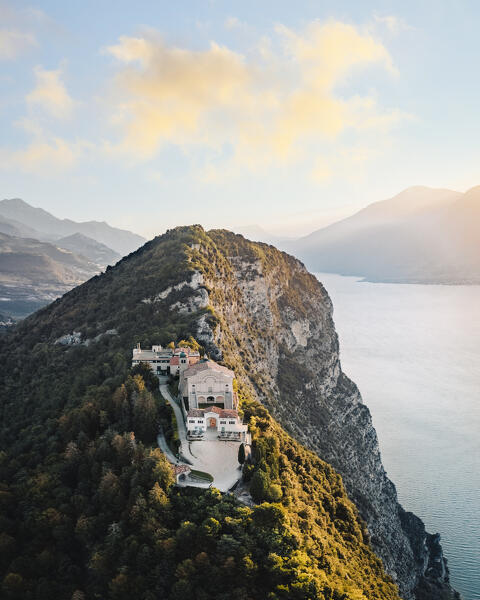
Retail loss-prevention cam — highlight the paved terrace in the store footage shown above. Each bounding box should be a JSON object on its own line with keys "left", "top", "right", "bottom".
{"left": 158, "top": 379, "right": 242, "bottom": 492}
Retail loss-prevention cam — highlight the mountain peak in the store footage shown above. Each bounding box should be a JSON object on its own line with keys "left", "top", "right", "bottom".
{"left": 1, "top": 197, "right": 30, "bottom": 206}
{"left": 289, "top": 183, "right": 479, "bottom": 283}
{"left": 0, "top": 225, "right": 453, "bottom": 599}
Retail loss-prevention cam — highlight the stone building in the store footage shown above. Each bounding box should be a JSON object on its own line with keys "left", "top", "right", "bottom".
{"left": 131, "top": 344, "right": 200, "bottom": 375}
{"left": 179, "top": 360, "right": 237, "bottom": 410}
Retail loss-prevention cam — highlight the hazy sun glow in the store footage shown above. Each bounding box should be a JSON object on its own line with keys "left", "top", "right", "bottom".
{"left": 0, "top": 1, "right": 479, "bottom": 236}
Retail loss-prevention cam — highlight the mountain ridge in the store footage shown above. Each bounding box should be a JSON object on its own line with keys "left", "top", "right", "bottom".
{"left": 0, "top": 198, "right": 146, "bottom": 256}
{"left": 57, "top": 233, "right": 122, "bottom": 267}
{"left": 0, "top": 225, "right": 406, "bottom": 600}
{"left": 287, "top": 186, "right": 479, "bottom": 283}
{"left": 0, "top": 231, "right": 101, "bottom": 317}
{"left": 0, "top": 225, "right": 458, "bottom": 599}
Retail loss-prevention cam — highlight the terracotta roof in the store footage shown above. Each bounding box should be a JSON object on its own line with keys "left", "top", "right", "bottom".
{"left": 218, "top": 409, "right": 239, "bottom": 418}
{"left": 183, "top": 360, "right": 234, "bottom": 378}
{"left": 170, "top": 356, "right": 180, "bottom": 365}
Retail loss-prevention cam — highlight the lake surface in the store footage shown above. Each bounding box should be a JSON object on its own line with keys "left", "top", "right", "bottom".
{"left": 316, "top": 273, "right": 480, "bottom": 600}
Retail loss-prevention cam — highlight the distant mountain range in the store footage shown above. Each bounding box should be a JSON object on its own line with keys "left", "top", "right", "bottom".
{"left": 56, "top": 233, "right": 121, "bottom": 266}
{"left": 0, "top": 198, "right": 145, "bottom": 256}
{"left": 0, "top": 198, "right": 145, "bottom": 317}
{"left": 285, "top": 186, "right": 480, "bottom": 284}
{"left": 0, "top": 232, "right": 101, "bottom": 317}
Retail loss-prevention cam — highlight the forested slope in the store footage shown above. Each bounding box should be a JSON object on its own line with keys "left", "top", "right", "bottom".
{"left": 0, "top": 226, "right": 400, "bottom": 599}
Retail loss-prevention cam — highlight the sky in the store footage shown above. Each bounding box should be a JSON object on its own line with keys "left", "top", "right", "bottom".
{"left": 1, "top": 0, "right": 479, "bottom": 239}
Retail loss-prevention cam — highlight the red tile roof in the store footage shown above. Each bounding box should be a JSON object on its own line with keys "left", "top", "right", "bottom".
{"left": 183, "top": 360, "right": 234, "bottom": 378}
{"left": 188, "top": 407, "right": 239, "bottom": 419}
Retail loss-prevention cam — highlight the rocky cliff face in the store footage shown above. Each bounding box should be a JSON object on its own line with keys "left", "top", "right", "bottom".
{"left": 161, "top": 228, "right": 458, "bottom": 600}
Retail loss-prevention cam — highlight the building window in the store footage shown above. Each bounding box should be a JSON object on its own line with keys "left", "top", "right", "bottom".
{"left": 229, "top": 421, "right": 235, "bottom": 424}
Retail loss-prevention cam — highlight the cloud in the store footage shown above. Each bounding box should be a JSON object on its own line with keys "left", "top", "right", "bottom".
{"left": 311, "top": 157, "right": 332, "bottom": 183}
{"left": 104, "top": 34, "right": 253, "bottom": 158}
{"left": 26, "top": 65, "right": 75, "bottom": 118}
{"left": 0, "top": 137, "right": 82, "bottom": 174}
{"left": 0, "top": 29, "right": 36, "bottom": 59}
{"left": 102, "top": 19, "right": 405, "bottom": 175}
{"left": 373, "top": 14, "right": 412, "bottom": 35}
{"left": 224, "top": 16, "right": 247, "bottom": 30}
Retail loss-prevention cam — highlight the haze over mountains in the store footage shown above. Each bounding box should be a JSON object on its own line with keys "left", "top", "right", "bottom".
{"left": 56, "top": 233, "right": 121, "bottom": 267}
{"left": 285, "top": 186, "right": 480, "bottom": 284}
{"left": 231, "top": 224, "right": 295, "bottom": 248}
{"left": 0, "top": 198, "right": 145, "bottom": 318}
{"left": 1, "top": 185, "right": 478, "bottom": 319}
{"left": 0, "top": 198, "right": 145, "bottom": 256}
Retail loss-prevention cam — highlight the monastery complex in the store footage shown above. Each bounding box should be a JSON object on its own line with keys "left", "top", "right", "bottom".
{"left": 132, "top": 344, "right": 248, "bottom": 442}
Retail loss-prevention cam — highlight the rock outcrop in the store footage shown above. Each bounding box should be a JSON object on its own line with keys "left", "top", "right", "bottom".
{"left": 176, "top": 228, "right": 458, "bottom": 600}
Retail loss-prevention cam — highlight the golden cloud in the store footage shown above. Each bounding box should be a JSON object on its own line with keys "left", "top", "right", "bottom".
{"left": 27, "top": 66, "right": 75, "bottom": 118}
{"left": 0, "top": 137, "right": 79, "bottom": 173}
{"left": 104, "top": 21, "right": 404, "bottom": 171}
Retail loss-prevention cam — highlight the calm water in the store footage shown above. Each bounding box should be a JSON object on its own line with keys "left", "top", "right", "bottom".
{"left": 316, "top": 273, "right": 480, "bottom": 600}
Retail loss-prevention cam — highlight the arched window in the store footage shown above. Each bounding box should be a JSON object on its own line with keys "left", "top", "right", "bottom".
{"left": 207, "top": 396, "right": 215, "bottom": 403}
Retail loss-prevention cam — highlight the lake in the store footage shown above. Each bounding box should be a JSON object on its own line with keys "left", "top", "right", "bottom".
{"left": 316, "top": 273, "right": 480, "bottom": 600}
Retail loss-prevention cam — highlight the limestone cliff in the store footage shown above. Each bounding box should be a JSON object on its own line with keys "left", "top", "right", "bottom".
{"left": 160, "top": 227, "right": 459, "bottom": 600}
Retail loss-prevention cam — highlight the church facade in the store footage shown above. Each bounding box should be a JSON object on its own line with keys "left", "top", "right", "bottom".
{"left": 179, "top": 360, "right": 237, "bottom": 410}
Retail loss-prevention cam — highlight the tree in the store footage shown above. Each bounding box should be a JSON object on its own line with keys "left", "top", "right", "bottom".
{"left": 238, "top": 443, "right": 246, "bottom": 465}
{"left": 177, "top": 337, "right": 201, "bottom": 352}
{"left": 249, "top": 469, "right": 270, "bottom": 503}
{"left": 133, "top": 390, "right": 158, "bottom": 444}
{"left": 131, "top": 363, "right": 158, "bottom": 392}
{"left": 2, "top": 573, "right": 24, "bottom": 599}
{"left": 267, "top": 483, "right": 283, "bottom": 502}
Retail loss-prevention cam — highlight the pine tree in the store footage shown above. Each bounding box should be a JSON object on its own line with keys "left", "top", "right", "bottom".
{"left": 238, "top": 443, "right": 246, "bottom": 465}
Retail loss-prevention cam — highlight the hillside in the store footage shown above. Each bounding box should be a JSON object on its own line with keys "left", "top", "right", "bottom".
{"left": 0, "top": 227, "right": 457, "bottom": 599}
{"left": 57, "top": 233, "right": 122, "bottom": 267}
{"left": 0, "top": 198, "right": 145, "bottom": 256}
{"left": 0, "top": 216, "right": 44, "bottom": 240}
{"left": 0, "top": 232, "right": 100, "bottom": 317}
{"left": 288, "top": 186, "right": 479, "bottom": 283}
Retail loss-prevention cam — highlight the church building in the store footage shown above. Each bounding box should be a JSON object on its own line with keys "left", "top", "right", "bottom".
{"left": 179, "top": 360, "right": 237, "bottom": 410}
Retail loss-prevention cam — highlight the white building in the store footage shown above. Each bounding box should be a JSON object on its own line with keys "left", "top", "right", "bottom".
{"left": 179, "top": 360, "right": 236, "bottom": 410}
{"left": 187, "top": 407, "right": 248, "bottom": 441}
{"left": 132, "top": 344, "right": 200, "bottom": 375}
{"left": 132, "top": 344, "right": 172, "bottom": 374}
